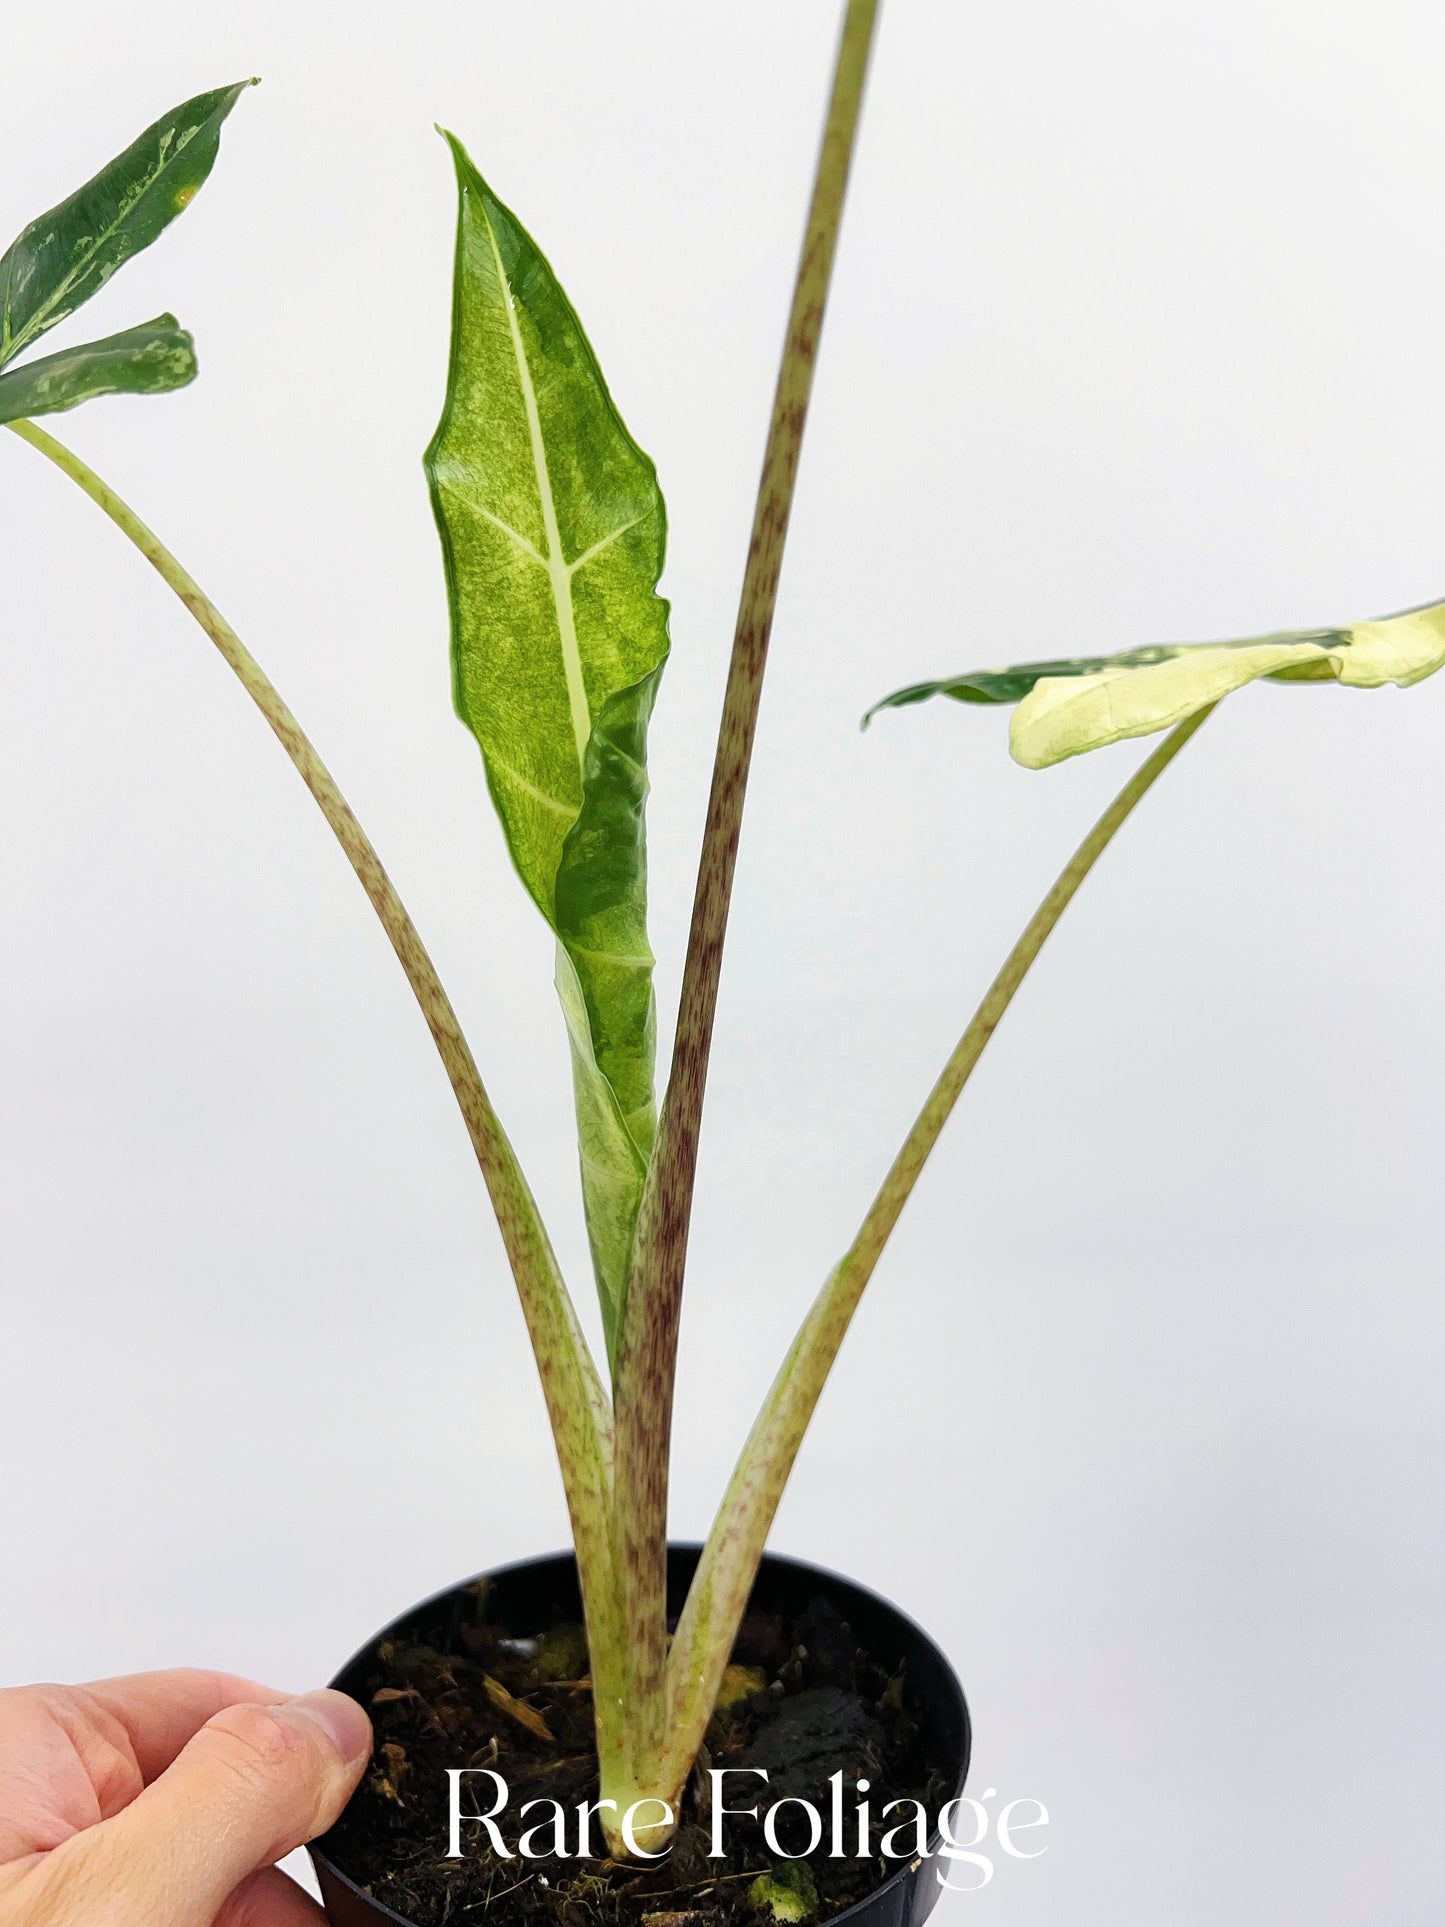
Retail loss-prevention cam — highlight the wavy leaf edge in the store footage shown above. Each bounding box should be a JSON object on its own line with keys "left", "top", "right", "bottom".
{"left": 0, "top": 314, "right": 197, "bottom": 422}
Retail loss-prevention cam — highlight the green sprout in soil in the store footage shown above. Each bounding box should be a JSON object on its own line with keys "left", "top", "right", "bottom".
{"left": 5, "top": 0, "right": 1442, "bottom": 1868}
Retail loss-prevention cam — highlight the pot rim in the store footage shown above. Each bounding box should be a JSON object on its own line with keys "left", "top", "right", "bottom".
{"left": 309, "top": 1543, "right": 971, "bottom": 1927}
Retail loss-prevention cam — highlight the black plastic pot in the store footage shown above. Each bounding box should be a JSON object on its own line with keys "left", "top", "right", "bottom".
{"left": 309, "top": 1544, "right": 970, "bottom": 1927}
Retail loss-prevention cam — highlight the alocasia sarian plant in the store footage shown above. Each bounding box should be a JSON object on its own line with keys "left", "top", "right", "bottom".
{"left": 5, "top": 0, "right": 1441, "bottom": 1863}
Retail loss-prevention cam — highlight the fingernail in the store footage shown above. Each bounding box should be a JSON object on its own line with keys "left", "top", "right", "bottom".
{"left": 276, "top": 1688, "right": 373, "bottom": 1763}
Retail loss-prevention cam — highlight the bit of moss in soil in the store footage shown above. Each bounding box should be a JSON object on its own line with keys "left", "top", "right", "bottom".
{"left": 319, "top": 1585, "right": 952, "bottom": 1927}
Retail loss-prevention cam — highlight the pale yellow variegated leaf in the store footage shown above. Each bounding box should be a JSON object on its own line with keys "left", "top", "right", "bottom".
{"left": 1332, "top": 603, "right": 1445, "bottom": 687}
{"left": 870, "top": 595, "right": 1445, "bottom": 769}
{"left": 1010, "top": 640, "right": 1332, "bottom": 769}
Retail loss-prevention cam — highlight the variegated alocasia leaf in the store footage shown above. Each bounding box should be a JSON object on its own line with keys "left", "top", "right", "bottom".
{"left": 1009, "top": 639, "right": 1335, "bottom": 767}
{"left": 866, "top": 597, "right": 1445, "bottom": 768}
{"left": 860, "top": 640, "right": 1301, "bottom": 716}
{"left": 426, "top": 132, "right": 672, "bottom": 1367}
{"left": 0, "top": 315, "right": 195, "bottom": 423}
{"left": 0, "top": 82, "right": 254, "bottom": 373}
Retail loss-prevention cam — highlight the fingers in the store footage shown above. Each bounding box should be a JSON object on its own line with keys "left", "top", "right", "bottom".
{"left": 80, "top": 1669, "right": 288, "bottom": 1782}
{"left": 0, "top": 1673, "right": 288, "bottom": 1860}
{"left": 30, "top": 1689, "right": 371, "bottom": 1927}
{"left": 216, "top": 1865, "right": 328, "bottom": 1927}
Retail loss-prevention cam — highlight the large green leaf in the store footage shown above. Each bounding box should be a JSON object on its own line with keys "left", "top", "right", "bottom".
{"left": 0, "top": 314, "right": 195, "bottom": 422}
{"left": 866, "top": 597, "right": 1445, "bottom": 768}
{"left": 0, "top": 80, "right": 254, "bottom": 371}
{"left": 426, "top": 132, "right": 672, "bottom": 1364}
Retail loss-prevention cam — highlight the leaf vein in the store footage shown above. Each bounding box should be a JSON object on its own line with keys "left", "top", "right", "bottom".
{"left": 477, "top": 195, "right": 591, "bottom": 771}
{"left": 471, "top": 503, "right": 546, "bottom": 567}
{"left": 567, "top": 941, "right": 654, "bottom": 967}
{"left": 567, "top": 514, "right": 646, "bottom": 576}
{"left": 486, "top": 750, "right": 576, "bottom": 819}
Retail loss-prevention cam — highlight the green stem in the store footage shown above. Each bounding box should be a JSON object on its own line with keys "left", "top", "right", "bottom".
{"left": 4, "top": 415, "right": 625, "bottom": 1738}
{"left": 663, "top": 704, "right": 1216, "bottom": 1780}
{"left": 612, "top": 0, "right": 881, "bottom": 1811}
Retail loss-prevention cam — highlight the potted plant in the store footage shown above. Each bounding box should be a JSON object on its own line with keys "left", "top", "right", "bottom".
{"left": 4, "top": 4, "right": 1440, "bottom": 1923}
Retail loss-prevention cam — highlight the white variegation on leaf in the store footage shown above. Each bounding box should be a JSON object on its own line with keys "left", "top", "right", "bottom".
{"left": 1332, "top": 602, "right": 1445, "bottom": 687}
{"left": 1010, "top": 640, "right": 1330, "bottom": 768}
{"left": 868, "top": 597, "right": 1445, "bottom": 768}
{"left": 1004, "top": 598, "right": 1445, "bottom": 767}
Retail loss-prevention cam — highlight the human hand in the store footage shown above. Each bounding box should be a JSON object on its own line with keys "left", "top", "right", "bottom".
{"left": 0, "top": 1669, "right": 372, "bottom": 1925}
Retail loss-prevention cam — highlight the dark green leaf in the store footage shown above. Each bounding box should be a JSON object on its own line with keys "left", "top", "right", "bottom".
{"left": 0, "top": 80, "right": 255, "bottom": 370}
{"left": 426, "top": 132, "right": 671, "bottom": 1363}
{"left": 0, "top": 314, "right": 195, "bottom": 422}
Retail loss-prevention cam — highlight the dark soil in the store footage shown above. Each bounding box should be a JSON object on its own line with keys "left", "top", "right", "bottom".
{"left": 319, "top": 1579, "right": 954, "bottom": 1927}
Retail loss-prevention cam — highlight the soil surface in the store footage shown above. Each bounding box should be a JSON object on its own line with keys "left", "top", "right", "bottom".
{"left": 319, "top": 1580, "right": 954, "bottom": 1927}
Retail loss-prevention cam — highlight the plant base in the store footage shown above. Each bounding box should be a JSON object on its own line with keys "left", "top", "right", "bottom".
{"left": 310, "top": 1545, "right": 969, "bottom": 1927}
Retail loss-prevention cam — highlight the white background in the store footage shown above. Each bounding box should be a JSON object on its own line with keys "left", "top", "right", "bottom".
{"left": 2, "top": 2, "right": 1443, "bottom": 1920}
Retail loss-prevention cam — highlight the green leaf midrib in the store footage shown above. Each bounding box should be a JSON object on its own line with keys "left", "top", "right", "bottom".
{"left": 475, "top": 190, "right": 592, "bottom": 773}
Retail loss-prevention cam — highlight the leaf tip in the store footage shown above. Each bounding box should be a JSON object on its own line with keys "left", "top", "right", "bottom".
{"left": 1007, "top": 716, "right": 1054, "bottom": 771}
{"left": 435, "top": 125, "right": 477, "bottom": 180}
{"left": 218, "top": 76, "right": 261, "bottom": 112}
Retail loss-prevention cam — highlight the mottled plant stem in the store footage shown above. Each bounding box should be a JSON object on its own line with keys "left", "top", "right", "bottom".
{"left": 662, "top": 705, "right": 1217, "bottom": 1783}
{"left": 611, "top": 0, "right": 881, "bottom": 1812}
{"left": 4, "top": 417, "right": 627, "bottom": 1754}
